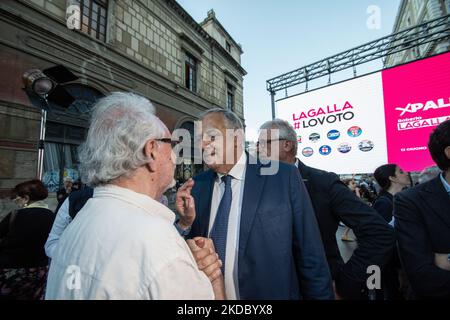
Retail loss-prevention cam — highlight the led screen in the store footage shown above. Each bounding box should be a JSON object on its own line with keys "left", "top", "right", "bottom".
{"left": 276, "top": 52, "right": 450, "bottom": 173}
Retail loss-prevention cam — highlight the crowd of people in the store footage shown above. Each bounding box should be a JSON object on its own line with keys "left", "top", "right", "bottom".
{"left": 0, "top": 92, "right": 448, "bottom": 300}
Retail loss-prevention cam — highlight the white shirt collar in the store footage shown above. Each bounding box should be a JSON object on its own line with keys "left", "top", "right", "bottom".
{"left": 93, "top": 184, "right": 175, "bottom": 223}
{"left": 440, "top": 172, "right": 450, "bottom": 194}
{"left": 216, "top": 152, "right": 247, "bottom": 182}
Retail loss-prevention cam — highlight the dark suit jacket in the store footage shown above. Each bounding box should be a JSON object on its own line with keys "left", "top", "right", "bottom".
{"left": 55, "top": 188, "right": 69, "bottom": 213}
{"left": 372, "top": 191, "right": 394, "bottom": 223}
{"left": 56, "top": 188, "right": 69, "bottom": 203}
{"left": 394, "top": 175, "right": 450, "bottom": 299}
{"left": 297, "top": 161, "right": 395, "bottom": 299}
{"left": 189, "top": 157, "right": 334, "bottom": 300}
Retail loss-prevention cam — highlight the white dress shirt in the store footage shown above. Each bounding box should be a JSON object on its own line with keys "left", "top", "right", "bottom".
{"left": 45, "top": 193, "right": 170, "bottom": 259}
{"left": 440, "top": 172, "right": 450, "bottom": 194}
{"left": 45, "top": 184, "right": 214, "bottom": 300}
{"left": 208, "top": 152, "right": 247, "bottom": 300}
{"left": 45, "top": 198, "right": 72, "bottom": 259}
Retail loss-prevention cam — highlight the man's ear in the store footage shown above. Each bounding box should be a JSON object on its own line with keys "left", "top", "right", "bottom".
{"left": 144, "top": 139, "right": 158, "bottom": 172}
{"left": 445, "top": 146, "right": 450, "bottom": 160}
{"left": 283, "top": 140, "right": 294, "bottom": 152}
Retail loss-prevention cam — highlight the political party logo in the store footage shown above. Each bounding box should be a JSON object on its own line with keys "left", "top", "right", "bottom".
{"left": 302, "top": 147, "right": 314, "bottom": 157}
{"left": 297, "top": 135, "right": 302, "bottom": 143}
{"left": 337, "top": 142, "right": 352, "bottom": 153}
{"left": 309, "top": 133, "right": 320, "bottom": 143}
{"left": 327, "top": 129, "right": 340, "bottom": 140}
{"left": 395, "top": 97, "right": 450, "bottom": 116}
{"left": 347, "top": 126, "right": 362, "bottom": 137}
{"left": 319, "top": 145, "right": 332, "bottom": 155}
{"left": 358, "top": 140, "right": 374, "bottom": 152}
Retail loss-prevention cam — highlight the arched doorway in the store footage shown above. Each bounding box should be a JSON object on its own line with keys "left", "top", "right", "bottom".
{"left": 174, "top": 121, "right": 204, "bottom": 184}
{"left": 42, "top": 84, "right": 104, "bottom": 192}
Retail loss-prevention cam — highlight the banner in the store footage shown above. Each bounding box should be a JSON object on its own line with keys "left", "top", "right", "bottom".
{"left": 276, "top": 52, "right": 450, "bottom": 174}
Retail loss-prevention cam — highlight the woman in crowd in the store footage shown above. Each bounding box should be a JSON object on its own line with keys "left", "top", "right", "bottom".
{"left": 373, "top": 164, "right": 410, "bottom": 224}
{"left": 0, "top": 180, "right": 56, "bottom": 299}
{"left": 373, "top": 164, "right": 410, "bottom": 300}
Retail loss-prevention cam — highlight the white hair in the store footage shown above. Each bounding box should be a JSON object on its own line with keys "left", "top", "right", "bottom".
{"left": 199, "top": 108, "right": 244, "bottom": 130}
{"left": 79, "top": 92, "right": 166, "bottom": 187}
{"left": 259, "top": 118, "right": 298, "bottom": 154}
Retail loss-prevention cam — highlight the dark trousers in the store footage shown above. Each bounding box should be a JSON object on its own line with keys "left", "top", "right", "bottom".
{"left": 376, "top": 248, "right": 404, "bottom": 300}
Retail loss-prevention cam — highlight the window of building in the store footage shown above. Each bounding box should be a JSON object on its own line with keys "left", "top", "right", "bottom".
{"left": 185, "top": 53, "right": 197, "bottom": 92}
{"left": 43, "top": 84, "right": 104, "bottom": 192}
{"left": 226, "top": 41, "right": 231, "bottom": 53}
{"left": 80, "top": 0, "right": 108, "bottom": 42}
{"left": 174, "top": 121, "right": 204, "bottom": 182}
{"left": 226, "top": 83, "right": 235, "bottom": 111}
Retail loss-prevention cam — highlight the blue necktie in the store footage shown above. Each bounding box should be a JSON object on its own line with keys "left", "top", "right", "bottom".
{"left": 210, "top": 175, "right": 232, "bottom": 274}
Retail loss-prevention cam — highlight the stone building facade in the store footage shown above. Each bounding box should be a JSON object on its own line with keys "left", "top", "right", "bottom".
{"left": 384, "top": 0, "right": 450, "bottom": 67}
{"left": 0, "top": 0, "right": 246, "bottom": 217}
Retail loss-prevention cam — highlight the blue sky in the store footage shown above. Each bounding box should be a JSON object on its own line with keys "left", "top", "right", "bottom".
{"left": 177, "top": 0, "right": 402, "bottom": 140}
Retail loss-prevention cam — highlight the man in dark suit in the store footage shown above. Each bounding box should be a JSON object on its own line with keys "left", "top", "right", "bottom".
{"left": 394, "top": 119, "right": 450, "bottom": 299}
{"left": 175, "top": 109, "right": 333, "bottom": 300}
{"left": 258, "top": 119, "right": 395, "bottom": 299}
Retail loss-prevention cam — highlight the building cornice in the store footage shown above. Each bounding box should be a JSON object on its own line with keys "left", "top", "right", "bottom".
{"left": 199, "top": 11, "right": 243, "bottom": 54}
{"left": 164, "top": 0, "right": 247, "bottom": 76}
{"left": 392, "top": 0, "right": 408, "bottom": 32}
{"left": 0, "top": 3, "right": 230, "bottom": 116}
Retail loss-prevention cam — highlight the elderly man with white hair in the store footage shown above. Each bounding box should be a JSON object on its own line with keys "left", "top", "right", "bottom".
{"left": 45, "top": 92, "right": 224, "bottom": 300}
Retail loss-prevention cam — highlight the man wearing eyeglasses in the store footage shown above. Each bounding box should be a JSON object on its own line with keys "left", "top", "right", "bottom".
{"left": 45, "top": 93, "right": 224, "bottom": 300}
{"left": 257, "top": 119, "right": 395, "bottom": 300}
{"left": 175, "top": 109, "right": 333, "bottom": 300}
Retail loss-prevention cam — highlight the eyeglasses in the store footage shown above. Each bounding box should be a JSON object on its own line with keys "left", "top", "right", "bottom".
{"left": 257, "top": 138, "right": 287, "bottom": 147}
{"left": 155, "top": 138, "right": 180, "bottom": 148}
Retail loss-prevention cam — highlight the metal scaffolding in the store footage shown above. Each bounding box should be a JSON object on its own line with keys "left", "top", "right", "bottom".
{"left": 266, "top": 14, "right": 450, "bottom": 119}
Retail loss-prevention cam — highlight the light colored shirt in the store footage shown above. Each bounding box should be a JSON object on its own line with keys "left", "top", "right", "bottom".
{"left": 26, "top": 200, "right": 49, "bottom": 209}
{"left": 440, "top": 172, "right": 450, "bottom": 194}
{"left": 45, "top": 193, "right": 170, "bottom": 259}
{"left": 388, "top": 217, "right": 395, "bottom": 228}
{"left": 45, "top": 198, "right": 72, "bottom": 259}
{"left": 294, "top": 158, "right": 308, "bottom": 183}
{"left": 208, "top": 152, "right": 246, "bottom": 300}
{"left": 45, "top": 184, "right": 214, "bottom": 300}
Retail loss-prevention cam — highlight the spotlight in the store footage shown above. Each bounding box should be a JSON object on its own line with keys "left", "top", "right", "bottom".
{"left": 22, "top": 69, "right": 55, "bottom": 97}
{"left": 22, "top": 65, "right": 78, "bottom": 109}
{"left": 22, "top": 65, "right": 79, "bottom": 180}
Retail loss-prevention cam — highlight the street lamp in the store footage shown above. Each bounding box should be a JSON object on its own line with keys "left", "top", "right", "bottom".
{"left": 22, "top": 65, "right": 78, "bottom": 180}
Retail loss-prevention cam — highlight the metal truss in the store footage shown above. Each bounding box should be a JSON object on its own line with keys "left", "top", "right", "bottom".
{"left": 266, "top": 14, "right": 450, "bottom": 95}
